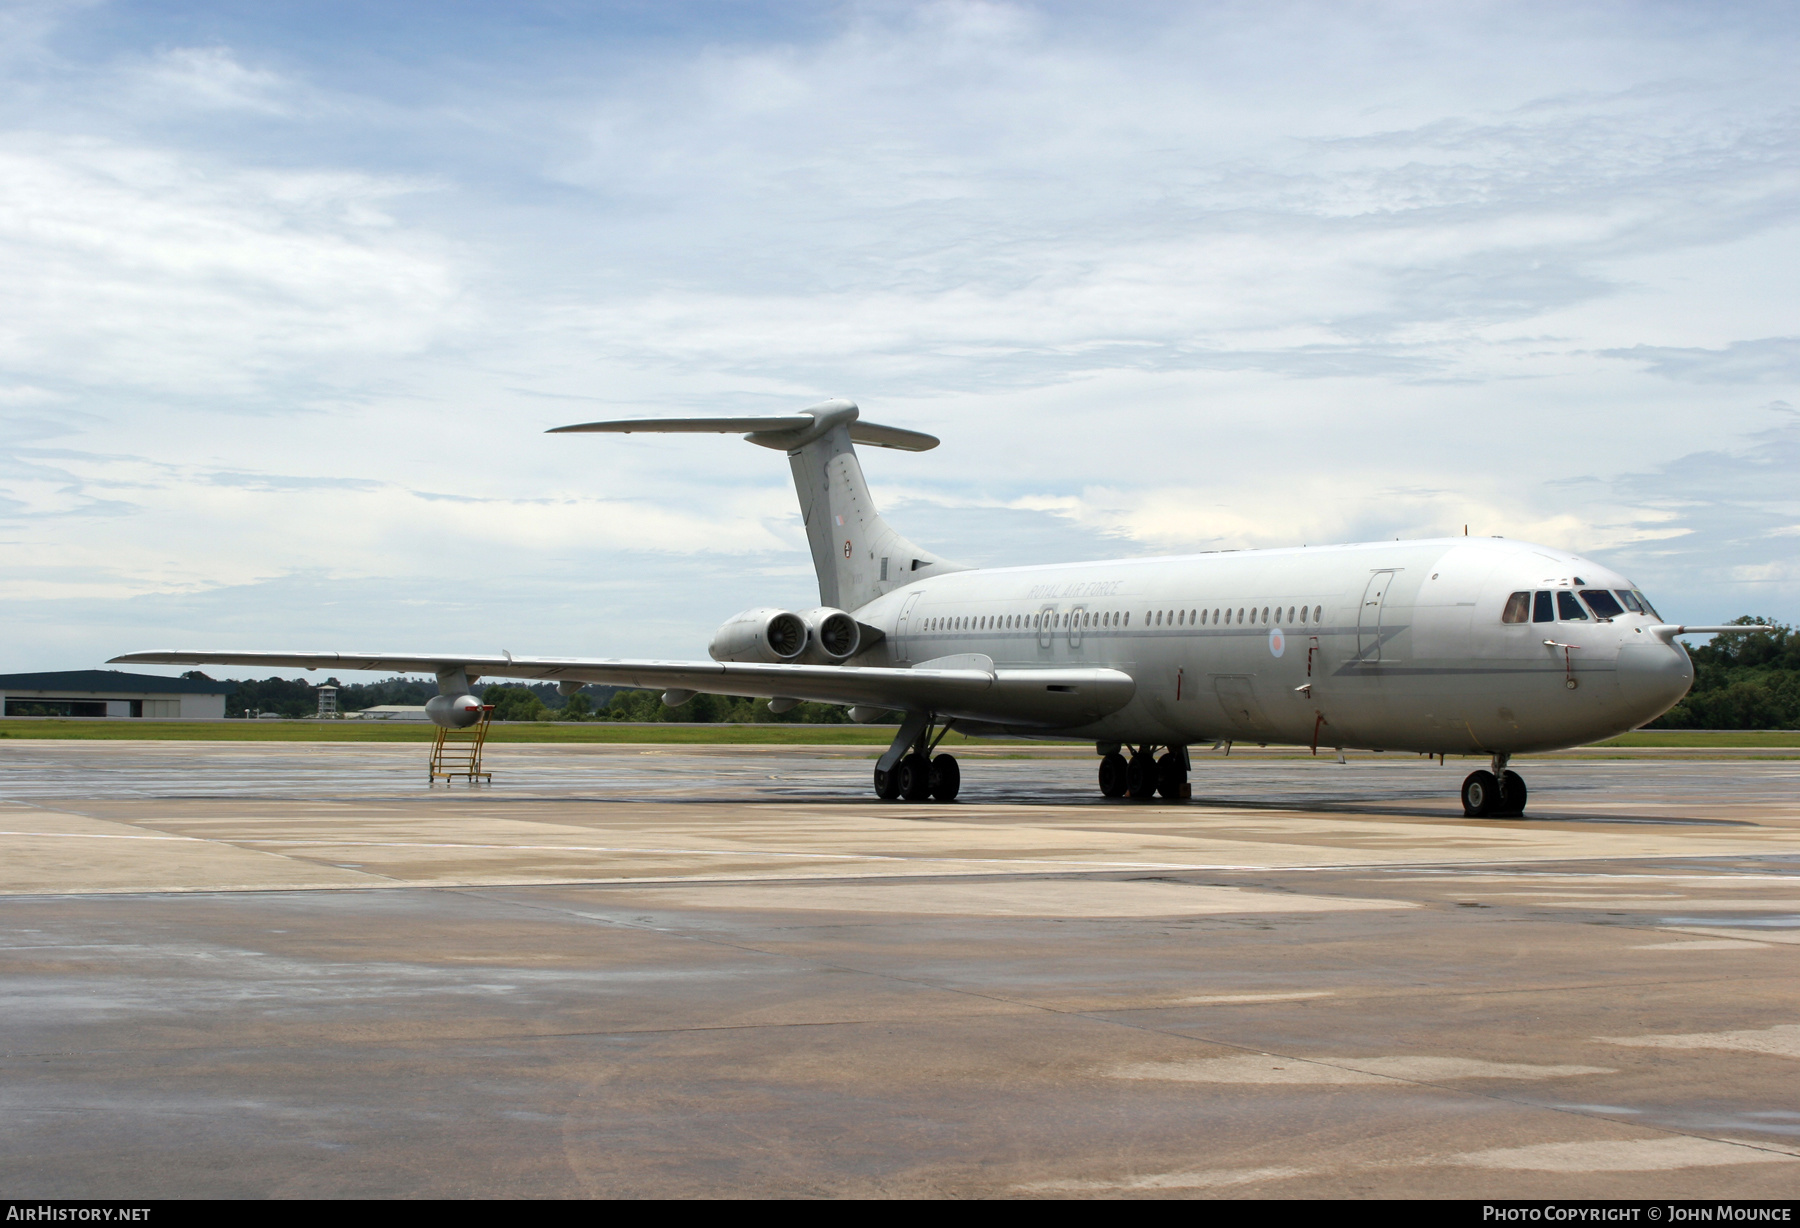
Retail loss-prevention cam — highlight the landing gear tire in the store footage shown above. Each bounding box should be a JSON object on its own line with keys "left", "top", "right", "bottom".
{"left": 1461, "top": 770, "right": 1499, "bottom": 817}
{"left": 1126, "top": 752, "right": 1158, "bottom": 800}
{"left": 898, "top": 752, "right": 933, "bottom": 802}
{"left": 873, "top": 765, "right": 900, "bottom": 800}
{"left": 1493, "top": 769, "right": 1527, "bottom": 818}
{"left": 929, "top": 753, "right": 961, "bottom": 802}
{"left": 1098, "top": 752, "right": 1128, "bottom": 798}
{"left": 1156, "top": 752, "right": 1188, "bottom": 800}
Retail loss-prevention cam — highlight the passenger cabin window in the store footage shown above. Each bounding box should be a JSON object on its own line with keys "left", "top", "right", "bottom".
{"left": 1581, "top": 590, "right": 1625, "bottom": 619}
{"left": 1556, "top": 590, "right": 1589, "bottom": 621}
{"left": 1533, "top": 591, "right": 1554, "bottom": 623}
{"left": 1502, "top": 592, "right": 1531, "bottom": 623}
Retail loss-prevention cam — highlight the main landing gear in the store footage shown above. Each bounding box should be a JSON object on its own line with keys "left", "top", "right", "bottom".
{"left": 1098, "top": 744, "right": 1189, "bottom": 801}
{"left": 873, "top": 711, "right": 960, "bottom": 802}
{"left": 1462, "top": 753, "right": 1527, "bottom": 818}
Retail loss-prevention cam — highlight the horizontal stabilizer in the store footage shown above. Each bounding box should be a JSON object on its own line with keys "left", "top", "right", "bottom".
{"left": 548, "top": 416, "right": 813, "bottom": 435}
{"left": 108, "top": 650, "right": 1132, "bottom": 728}
{"left": 549, "top": 399, "right": 938, "bottom": 452}
{"left": 546, "top": 395, "right": 960, "bottom": 608}
{"left": 846, "top": 422, "right": 939, "bottom": 452}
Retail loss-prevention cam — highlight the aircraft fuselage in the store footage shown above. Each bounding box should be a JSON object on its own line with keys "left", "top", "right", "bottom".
{"left": 850, "top": 535, "right": 1692, "bottom": 756}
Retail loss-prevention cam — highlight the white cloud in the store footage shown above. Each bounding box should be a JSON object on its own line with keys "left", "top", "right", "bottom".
{"left": 0, "top": 133, "right": 459, "bottom": 398}
{"left": 139, "top": 46, "right": 292, "bottom": 114}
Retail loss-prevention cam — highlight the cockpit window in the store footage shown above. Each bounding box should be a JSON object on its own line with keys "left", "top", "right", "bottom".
{"left": 1634, "top": 590, "right": 1662, "bottom": 621}
{"left": 1615, "top": 590, "right": 1643, "bottom": 613}
{"left": 1533, "top": 591, "right": 1554, "bottom": 623}
{"left": 1501, "top": 592, "right": 1530, "bottom": 623}
{"left": 1556, "top": 590, "right": 1589, "bottom": 621}
{"left": 1581, "top": 589, "right": 1625, "bottom": 619}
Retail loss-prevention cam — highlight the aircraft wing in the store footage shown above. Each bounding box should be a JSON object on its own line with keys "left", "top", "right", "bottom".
{"left": 108, "top": 650, "right": 1135, "bottom": 728}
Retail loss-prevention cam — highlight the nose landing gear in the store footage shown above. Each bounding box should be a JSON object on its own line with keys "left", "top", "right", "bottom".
{"left": 1462, "top": 754, "right": 1527, "bottom": 818}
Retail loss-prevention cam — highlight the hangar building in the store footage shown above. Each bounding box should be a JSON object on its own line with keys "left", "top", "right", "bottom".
{"left": 0, "top": 670, "right": 236, "bottom": 719}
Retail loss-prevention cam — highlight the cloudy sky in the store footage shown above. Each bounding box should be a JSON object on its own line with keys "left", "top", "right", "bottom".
{"left": 3, "top": 0, "right": 1797, "bottom": 673}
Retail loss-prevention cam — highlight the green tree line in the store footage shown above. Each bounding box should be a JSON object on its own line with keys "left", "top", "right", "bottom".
{"left": 480, "top": 685, "right": 856, "bottom": 724}
{"left": 194, "top": 671, "right": 858, "bottom": 724}
{"left": 207, "top": 673, "right": 440, "bottom": 719}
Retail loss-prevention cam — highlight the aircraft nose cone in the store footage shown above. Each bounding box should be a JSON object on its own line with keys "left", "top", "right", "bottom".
{"left": 1616, "top": 641, "right": 1694, "bottom": 726}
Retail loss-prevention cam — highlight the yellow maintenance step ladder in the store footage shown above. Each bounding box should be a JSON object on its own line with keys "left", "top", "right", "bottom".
{"left": 429, "top": 705, "right": 494, "bottom": 784}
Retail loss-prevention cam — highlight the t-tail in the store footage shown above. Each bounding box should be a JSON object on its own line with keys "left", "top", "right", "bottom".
{"left": 549, "top": 399, "right": 969, "bottom": 612}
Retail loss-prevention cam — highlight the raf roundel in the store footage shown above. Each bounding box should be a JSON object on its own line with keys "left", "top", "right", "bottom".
{"left": 1269, "top": 626, "right": 1285, "bottom": 658}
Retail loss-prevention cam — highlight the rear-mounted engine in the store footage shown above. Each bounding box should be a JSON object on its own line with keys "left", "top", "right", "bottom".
{"left": 709, "top": 607, "right": 810, "bottom": 663}
{"left": 796, "top": 607, "right": 861, "bottom": 663}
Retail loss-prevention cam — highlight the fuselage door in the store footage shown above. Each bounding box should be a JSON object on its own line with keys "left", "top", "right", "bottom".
{"left": 1067, "top": 604, "right": 1087, "bottom": 650}
{"left": 1038, "top": 605, "right": 1058, "bottom": 652}
{"left": 1358, "top": 570, "right": 1396, "bottom": 663}
{"left": 894, "top": 590, "right": 925, "bottom": 663}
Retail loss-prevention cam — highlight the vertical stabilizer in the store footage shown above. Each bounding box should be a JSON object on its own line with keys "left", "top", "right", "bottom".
{"left": 765, "top": 403, "right": 966, "bottom": 610}
{"left": 549, "top": 399, "right": 968, "bottom": 614}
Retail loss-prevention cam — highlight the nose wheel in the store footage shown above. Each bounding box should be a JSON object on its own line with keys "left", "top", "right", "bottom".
{"left": 1462, "top": 757, "right": 1527, "bottom": 818}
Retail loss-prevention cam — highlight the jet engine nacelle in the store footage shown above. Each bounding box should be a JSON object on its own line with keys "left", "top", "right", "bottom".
{"left": 425, "top": 693, "right": 484, "bottom": 729}
{"left": 709, "top": 607, "right": 809, "bottom": 663}
{"left": 796, "top": 606, "right": 861, "bottom": 663}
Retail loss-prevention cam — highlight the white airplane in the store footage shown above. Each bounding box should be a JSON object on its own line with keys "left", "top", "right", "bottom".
{"left": 114, "top": 399, "right": 1729, "bottom": 816}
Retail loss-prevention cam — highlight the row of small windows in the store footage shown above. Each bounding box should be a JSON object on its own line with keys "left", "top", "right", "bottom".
{"left": 922, "top": 604, "right": 1326, "bottom": 633}
{"left": 926, "top": 612, "right": 1110, "bottom": 632}
{"left": 1148, "top": 605, "right": 1323, "bottom": 627}
{"left": 1500, "top": 588, "right": 1660, "bottom": 624}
